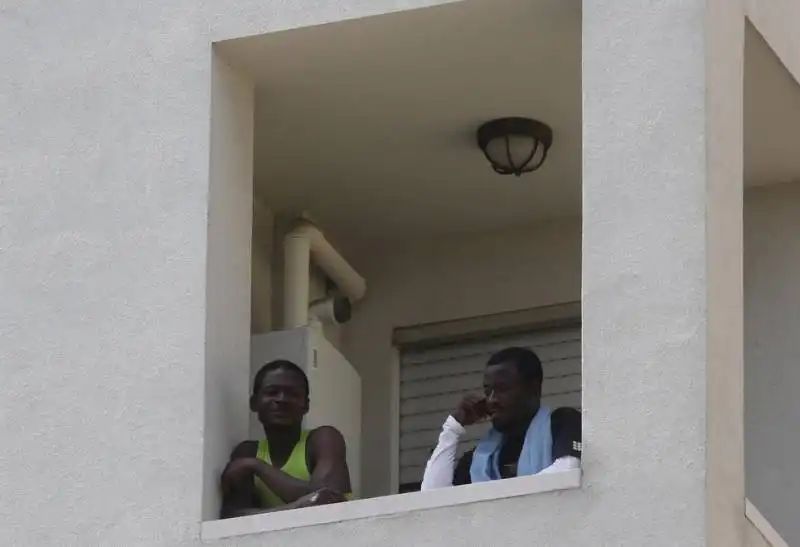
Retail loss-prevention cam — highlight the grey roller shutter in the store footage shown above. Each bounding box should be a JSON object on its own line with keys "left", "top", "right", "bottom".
{"left": 398, "top": 325, "right": 581, "bottom": 491}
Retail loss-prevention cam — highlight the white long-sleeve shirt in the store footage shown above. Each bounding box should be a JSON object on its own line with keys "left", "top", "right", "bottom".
{"left": 420, "top": 415, "right": 580, "bottom": 491}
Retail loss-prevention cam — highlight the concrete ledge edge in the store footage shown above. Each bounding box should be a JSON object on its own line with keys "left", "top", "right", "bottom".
{"left": 746, "top": 498, "right": 789, "bottom": 547}
{"left": 201, "top": 468, "right": 581, "bottom": 541}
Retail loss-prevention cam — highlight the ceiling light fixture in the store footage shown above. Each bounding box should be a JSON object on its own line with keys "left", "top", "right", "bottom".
{"left": 476, "top": 117, "right": 553, "bottom": 176}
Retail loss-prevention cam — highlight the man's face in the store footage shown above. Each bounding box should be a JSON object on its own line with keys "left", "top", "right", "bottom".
{"left": 252, "top": 368, "right": 309, "bottom": 428}
{"left": 483, "top": 361, "right": 539, "bottom": 432}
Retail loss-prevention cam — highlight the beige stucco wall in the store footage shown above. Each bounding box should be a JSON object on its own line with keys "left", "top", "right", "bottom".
{"left": 3, "top": 0, "right": 796, "bottom": 545}
{"left": 251, "top": 203, "right": 274, "bottom": 333}
{"left": 345, "top": 220, "right": 581, "bottom": 497}
{"left": 0, "top": 1, "right": 465, "bottom": 544}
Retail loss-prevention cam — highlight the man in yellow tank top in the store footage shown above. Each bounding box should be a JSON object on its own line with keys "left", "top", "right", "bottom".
{"left": 220, "top": 360, "right": 352, "bottom": 517}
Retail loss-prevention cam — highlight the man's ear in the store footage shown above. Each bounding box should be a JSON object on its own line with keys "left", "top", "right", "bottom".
{"left": 302, "top": 396, "right": 310, "bottom": 415}
{"left": 249, "top": 394, "right": 258, "bottom": 413}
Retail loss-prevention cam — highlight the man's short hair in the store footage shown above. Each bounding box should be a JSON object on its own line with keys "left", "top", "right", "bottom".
{"left": 486, "top": 347, "right": 543, "bottom": 386}
{"left": 252, "top": 360, "right": 310, "bottom": 397}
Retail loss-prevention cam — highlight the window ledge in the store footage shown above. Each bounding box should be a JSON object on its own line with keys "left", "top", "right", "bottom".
{"left": 201, "top": 468, "right": 581, "bottom": 541}
{"left": 745, "top": 498, "right": 789, "bottom": 547}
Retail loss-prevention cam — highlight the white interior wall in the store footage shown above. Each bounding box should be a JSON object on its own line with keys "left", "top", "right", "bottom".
{"left": 744, "top": 181, "right": 800, "bottom": 547}
{"left": 203, "top": 50, "right": 255, "bottom": 522}
{"left": 343, "top": 220, "right": 582, "bottom": 497}
{"left": 252, "top": 203, "right": 273, "bottom": 333}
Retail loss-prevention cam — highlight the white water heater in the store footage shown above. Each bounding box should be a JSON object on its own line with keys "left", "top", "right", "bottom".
{"left": 250, "top": 327, "right": 362, "bottom": 496}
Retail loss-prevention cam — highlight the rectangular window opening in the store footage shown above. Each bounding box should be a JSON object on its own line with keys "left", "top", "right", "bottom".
{"left": 204, "top": 0, "right": 583, "bottom": 534}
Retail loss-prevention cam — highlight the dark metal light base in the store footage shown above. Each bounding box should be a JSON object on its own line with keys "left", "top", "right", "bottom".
{"left": 477, "top": 117, "right": 553, "bottom": 176}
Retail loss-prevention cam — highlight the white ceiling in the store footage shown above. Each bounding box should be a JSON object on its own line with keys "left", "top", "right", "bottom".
{"left": 219, "top": 0, "right": 800, "bottom": 246}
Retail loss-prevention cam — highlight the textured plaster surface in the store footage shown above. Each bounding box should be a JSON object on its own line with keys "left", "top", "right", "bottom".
{"left": 0, "top": 0, "right": 778, "bottom": 545}
{"left": 0, "top": 1, "right": 462, "bottom": 545}
{"left": 582, "top": 2, "right": 711, "bottom": 546}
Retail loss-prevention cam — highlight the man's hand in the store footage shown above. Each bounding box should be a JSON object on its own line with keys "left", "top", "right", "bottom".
{"left": 453, "top": 394, "right": 487, "bottom": 426}
{"left": 292, "top": 487, "right": 347, "bottom": 509}
{"left": 221, "top": 457, "right": 265, "bottom": 494}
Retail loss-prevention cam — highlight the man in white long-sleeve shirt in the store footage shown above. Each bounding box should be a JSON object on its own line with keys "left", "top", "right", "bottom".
{"left": 421, "top": 347, "right": 581, "bottom": 490}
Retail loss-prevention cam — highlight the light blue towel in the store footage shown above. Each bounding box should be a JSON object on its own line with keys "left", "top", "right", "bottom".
{"left": 470, "top": 406, "right": 552, "bottom": 482}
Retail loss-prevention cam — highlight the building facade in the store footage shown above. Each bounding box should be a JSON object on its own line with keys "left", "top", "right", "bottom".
{"left": 1, "top": 0, "right": 799, "bottom": 546}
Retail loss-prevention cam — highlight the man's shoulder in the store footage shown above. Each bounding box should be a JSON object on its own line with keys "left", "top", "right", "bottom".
{"left": 230, "top": 440, "right": 258, "bottom": 460}
{"left": 308, "top": 425, "right": 345, "bottom": 444}
{"left": 549, "top": 406, "right": 581, "bottom": 434}
{"left": 550, "top": 406, "right": 581, "bottom": 422}
{"left": 549, "top": 407, "right": 582, "bottom": 459}
{"left": 307, "top": 426, "right": 347, "bottom": 457}
{"left": 309, "top": 425, "right": 344, "bottom": 435}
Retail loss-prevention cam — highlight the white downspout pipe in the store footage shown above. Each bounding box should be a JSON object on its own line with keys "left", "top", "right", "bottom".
{"left": 283, "top": 227, "right": 312, "bottom": 329}
{"left": 283, "top": 220, "right": 366, "bottom": 329}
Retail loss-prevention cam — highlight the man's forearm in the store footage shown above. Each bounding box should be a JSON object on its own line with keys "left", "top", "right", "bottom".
{"left": 420, "top": 415, "right": 464, "bottom": 491}
{"left": 252, "top": 463, "right": 319, "bottom": 503}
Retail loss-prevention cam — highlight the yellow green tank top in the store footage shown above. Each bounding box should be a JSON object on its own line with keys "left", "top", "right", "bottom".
{"left": 254, "top": 430, "right": 355, "bottom": 507}
{"left": 254, "top": 430, "right": 312, "bottom": 508}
